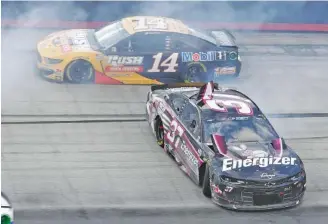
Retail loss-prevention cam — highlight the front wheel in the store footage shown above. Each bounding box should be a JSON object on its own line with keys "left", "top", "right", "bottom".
{"left": 155, "top": 118, "right": 164, "bottom": 148}
{"left": 65, "top": 59, "right": 95, "bottom": 84}
{"left": 202, "top": 164, "right": 212, "bottom": 198}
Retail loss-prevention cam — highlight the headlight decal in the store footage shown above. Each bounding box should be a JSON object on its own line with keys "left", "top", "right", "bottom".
{"left": 44, "top": 58, "right": 63, "bottom": 64}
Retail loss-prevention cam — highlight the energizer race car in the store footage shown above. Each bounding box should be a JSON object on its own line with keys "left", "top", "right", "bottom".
{"left": 146, "top": 82, "right": 306, "bottom": 210}
{"left": 36, "top": 16, "right": 241, "bottom": 84}
{"left": 1, "top": 192, "right": 14, "bottom": 224}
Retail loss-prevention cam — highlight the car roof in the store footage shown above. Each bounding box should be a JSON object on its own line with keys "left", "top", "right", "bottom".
{"left": 121, "top": 16, "right": 191, "bottom": 35}
{"left": 181, "top": 89, "right": 259, "bottom": 112}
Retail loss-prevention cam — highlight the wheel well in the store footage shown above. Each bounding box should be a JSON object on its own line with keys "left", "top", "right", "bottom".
{"left": 198, "top": 162, "right": 206, "bottom": 186}
{"left": 154, "top": 115, "right": 162, "bottom": 127}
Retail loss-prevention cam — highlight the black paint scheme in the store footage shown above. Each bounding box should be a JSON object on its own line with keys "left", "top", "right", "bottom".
{"left": 146, "top": 82, "right": 306, "bottom": 210}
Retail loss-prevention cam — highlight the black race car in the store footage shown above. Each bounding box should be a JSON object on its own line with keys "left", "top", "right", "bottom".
{"left": 146, "top": 82, "right": 306, "bottom": 210}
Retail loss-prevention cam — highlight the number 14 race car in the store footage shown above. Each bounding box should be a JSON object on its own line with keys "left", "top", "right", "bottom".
{"left": 146, "top": 82, "right": 306, "bottom": 210}
{"left": 36, "top": 16, "right": 241, "bottom": 84}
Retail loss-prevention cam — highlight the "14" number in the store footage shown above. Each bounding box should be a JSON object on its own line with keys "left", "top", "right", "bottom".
{"left": 166, "top": 120, "right": 184, "bottom": 148}
{"left": 148, "top": 53, "right": 179, "bottom": 73}
{"left": 133, "top": 17, "right": 168, "bottom": 31}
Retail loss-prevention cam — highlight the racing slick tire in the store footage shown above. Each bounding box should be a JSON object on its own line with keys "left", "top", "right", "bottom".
{"left": 184, "top": 64, "right": 206, "bottom": 82}
{"left": 202, "top": 163, "right": 212, "bottom": 198}
{"left": 65, "top": 59, "right": 95, "bottom": 84}
{"left": 155, "top": 118, "right": 164, "bottom": 148}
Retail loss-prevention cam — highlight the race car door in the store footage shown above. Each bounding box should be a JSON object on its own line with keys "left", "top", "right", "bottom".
{"left": 100, "top": 32, "right": 182, "bottom": 84}
{"left": 176, "top": 101, "right": 203, "bottom": 182}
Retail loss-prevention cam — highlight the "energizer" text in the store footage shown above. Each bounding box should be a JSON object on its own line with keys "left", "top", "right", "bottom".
{"left": 222, "top": 157, "right": 297, "bottom": 172}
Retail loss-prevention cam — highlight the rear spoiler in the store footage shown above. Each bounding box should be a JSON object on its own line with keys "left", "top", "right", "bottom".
{"left": 150, "top": 82, "right": 219, "bottom": 92}
{"left": 211, "top": 30, "right": 236, "bottom": 47}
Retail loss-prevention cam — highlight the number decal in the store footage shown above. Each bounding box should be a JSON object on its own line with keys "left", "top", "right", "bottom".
{"left": 205, "top": 99, "right": 253, "bottom": 115}
{"left": 224, "top": 186, "right": 233, "bottom": 192}
{"left": 73, "top": 39, "right": 87, "bottom": 45}
{"left": 148, "top": 53, "right": 179, "bottom": 72}
{"left": 166, "top": 120, "right": 184, "bottom": 148}
{"left": 133, "top": 17, "right": 168, "bottom": 31}
{"left": 72, "top": 32, "right": 88, "bottom": 45}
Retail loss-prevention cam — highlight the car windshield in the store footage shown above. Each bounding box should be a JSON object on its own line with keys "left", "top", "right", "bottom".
{"left": 202, "top": 112, "right": 278, "bottom": 144}
{"left": 94, "top": 21, "right": 131, "bottom": 50}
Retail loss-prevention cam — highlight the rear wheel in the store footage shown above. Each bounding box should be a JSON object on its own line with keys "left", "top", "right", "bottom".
{"left": 65, "top": 59, "right": 94, "bottom": 84}
{"left": 202, "top": 164, "right": 212, "bottom": 198}
{"left": 184, "top": 64, "right": 206, "bottom": 82}
{"left": 155, "top": 118, "right": 164, "bottom": 148}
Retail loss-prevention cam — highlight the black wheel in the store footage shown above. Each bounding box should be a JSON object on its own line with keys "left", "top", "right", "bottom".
{"left": 65, "top": 59, "right": 95, "bottom": 84}
{"left": 155, "top": 118, "right": 164, "bottom": 148}
{"left": 202, "top": 163, "right": 212, "bottom": 198}
{"left": 184, "top": 65, "right": 205, "bottom": 82}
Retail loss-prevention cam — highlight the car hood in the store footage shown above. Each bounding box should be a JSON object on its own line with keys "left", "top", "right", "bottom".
{"left": 211, "top": 135, "right": 303, "bottom": 181}
{"left": 37, "top": 29, "right": 98, "bottom": 57}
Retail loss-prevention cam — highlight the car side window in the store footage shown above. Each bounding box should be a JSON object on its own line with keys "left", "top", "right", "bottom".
{"left": 172, "top": 34, "right": 216, "bottom": 52}
{"left": 180, "top": 102, "right": 201, "bottom": 135}
{"left": 170, "top": 94, "right": 187, "bottom": 115}
{"left": 113, "top": 32, "right": 170, "bottom": 53}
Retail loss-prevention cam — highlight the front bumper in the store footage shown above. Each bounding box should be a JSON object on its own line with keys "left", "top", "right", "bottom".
{"left": 36, "top": 50, "right": 64, "bottom": 82}
{"left": 211, "top": 179, "right": 306, "bottom": 211}
{"left": 212, "top": 192, "right": 304, "bottom": 211}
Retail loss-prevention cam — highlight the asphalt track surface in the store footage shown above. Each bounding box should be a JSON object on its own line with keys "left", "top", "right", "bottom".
{"left": 2, "top": 29, "right": 328, "bottom": 224}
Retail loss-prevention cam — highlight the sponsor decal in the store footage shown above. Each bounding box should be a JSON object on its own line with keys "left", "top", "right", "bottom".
{"left": 105, "top": 66, "right": 144, "bottom": 72}
{"left": 181, "top": 51, "right": 238, "bottom": 62}
{"left": 61, "top": 44, "right": 72, "bottom": 53}
{"left": 284, "top": 186, "right": 292, "bottom": 191}
{"left": 168, "top": 87, "right": 199, "bottom": 92}
{"left": 181, "top": 140, "right": 198, "bottom": 167}
{"left": 157, "top": 101, "right": 166, "bottom": 115}
{"left": 187, "top": 62, "right": 207, "bottom": 72}
{"left": 261, "top": 173, "right": 276, "bottom": 179}
{"left": 55, "top": 69, "right": 62, "bottom": 74}
{"left": 107, "top": 55, "right": 144, "bottom": 66}
{"left": 214, "top": 66, "right": 236, "bottom": 75}
{"left": 182, "top": 51, "right": 215, "bottom": 62}
{"left": 222, "top": 157, "right": 298, "bottom": 172}
{"left": 96, "top": 54, "right": 104, "bottom": 60}
{"left": 52, "top": 37, "right": 62, "bottom": 46}
{"left": 70, "top": 32, "right": 89, "bottom": 46}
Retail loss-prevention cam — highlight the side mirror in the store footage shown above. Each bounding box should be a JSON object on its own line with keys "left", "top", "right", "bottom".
{"left": 271, "top": 137, "right": 287, "bottom": 157}
{"left": 211, "top": 134, "right": 228, "bottom": 156}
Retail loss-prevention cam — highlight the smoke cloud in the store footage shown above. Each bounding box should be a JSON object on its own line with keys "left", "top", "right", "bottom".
{"left": 1, "top": 1, "right": 311, "bottom": 117}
